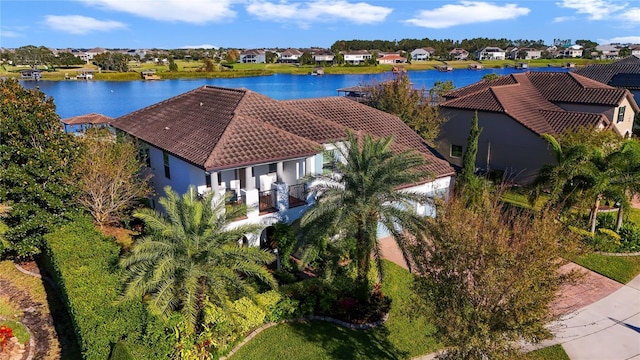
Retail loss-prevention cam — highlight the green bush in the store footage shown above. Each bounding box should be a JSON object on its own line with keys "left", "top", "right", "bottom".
{"left": 619, "top": 223, "right": 640, "bottom": 252}
{"left": 109, "top": 341, "right": 135, "bottom": 360}
{"left": 43, "top": 214, "right": 173, "bottom": 360}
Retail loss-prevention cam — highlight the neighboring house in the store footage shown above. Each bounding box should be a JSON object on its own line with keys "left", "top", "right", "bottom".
{"left": 410, "top": 47, "right": 435, "bottom": 61}
{"left": 572, "top": 55, "right": 640, "bottom": 99}
{"left": 475, "top": 47, "right": 506, "bottom": 60}
{"left": 342, "top": 50, "right": 372, "bottom": 65}
{"left": 20, "top": 69, "right": 41, "bottom": 80}
{"left": 509, "top": 47, "right": 541, "bottom": 60}
{"left": 563, "top": 45, "right": 583, "bottom": 58}
{"left": 312, "top": 49, "right": 335, "bottom": 64}
{"left": 378, "top": 54, "right": 406, "bottom": 64}
{"left": 240, "top": 49, "right": 266, "bottom": 63}
{"left": 449, "top": 48, "right": 469, "bottom": 60}
{"left": 112, "top": 86, "right": 455, "bottom": 245}
{"left": 278, "top": 48, "right": 303, "bottom": 63}
{"left": 436, "top": 72, "right": 638, "bottom": 184}
{"left": 631, "top": 45, "right": 640, "bottom": 57}
{"left": 61, "top": 113, "right": 113, "bottom": 134}
{"left": 596, "top": 44, "right": 620, "bottom": 59}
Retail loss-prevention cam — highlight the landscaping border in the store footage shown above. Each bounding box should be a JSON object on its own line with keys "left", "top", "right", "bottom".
{"left": 220, "top": 313, "right": 389, "bottom": 360}
{"left": 595, "top": 251, "right": 640, "bottom": 256}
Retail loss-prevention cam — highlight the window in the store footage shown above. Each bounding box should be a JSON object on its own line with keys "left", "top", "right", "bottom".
{"left": 163, "top": 151, "right": 171, "bottom": 179}
{"left": 451, "top": 144, "right": 463, "bottom": 158}
{"left": 205, "top": 172, "right": 211, "bottom": 188}
{"left": 617, "top": 106, "right": 626, "bottom": 123}
{"left": 268, "top": 163, "right": 277, "bottom": 174}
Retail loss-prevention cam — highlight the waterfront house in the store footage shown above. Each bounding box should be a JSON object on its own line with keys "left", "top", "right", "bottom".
{"left": 312, "top": 49, "right": 335, "bottom": 64}
{"left": 563, "top": 45, "right": 584, "bottom": 58}
{"left": 595, "top": 44, "right": 620, "bottom": 60}
{"left": 449, "top": 48, "right": 469, "bottom": 60}
{"left": 631, "top": 45, "right": 640, "bottom": 57}
{"left": 240, "top": 49, "right": 266, "bottom": 64}
{"left": 111, "top": 86, "right": 455, "bottom": 246}
{"left": 436, "top": 72, "right": 638, "bottom": 184}
{"left": 278, "top": 49, "right": 303, "bottom": 63}
{"left": 378, "top": 54, "right": 407, "bottom": 64}
{"left": 509, "top": 47, "right": 542, "bottom": 60}
{"left": 410, "top": 48, "right": 435, "bottom": 61}
{"left": 475, "top": 47, "right": 506, "bottom": 60}
{"left": 61, "top": 113, "right": 112, "bottom": 134}
{"left": 342, "top": 50, "right": 372, "bottom": 65}
{"left": 19, "top": 69, "right": 41, "bottom": 80}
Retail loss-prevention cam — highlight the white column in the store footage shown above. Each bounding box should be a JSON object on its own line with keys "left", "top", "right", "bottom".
{"left": 305, "top": 156, "right": 315, "bottom": 176}
{"left": 245, "top": 166, "right": 255, "bottom": 190}
{"left": 276, "top": 161, "right": 284, "bottom": 183}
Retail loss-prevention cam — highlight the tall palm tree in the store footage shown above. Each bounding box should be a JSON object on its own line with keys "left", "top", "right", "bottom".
{"left": 300, "top": 131, "right": 431, "bottom": 287}
{"left": 120, "top": 186, "right": 276, "bottom": 333}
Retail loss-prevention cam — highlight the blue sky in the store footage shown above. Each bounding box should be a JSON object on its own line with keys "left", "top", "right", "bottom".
{"left": 1, "top": 0, "right": 639, "bottom": 49}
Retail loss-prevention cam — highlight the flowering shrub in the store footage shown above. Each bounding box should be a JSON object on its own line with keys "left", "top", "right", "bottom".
{"left": 0, "top": 325, "right": 14, "bottom": 352}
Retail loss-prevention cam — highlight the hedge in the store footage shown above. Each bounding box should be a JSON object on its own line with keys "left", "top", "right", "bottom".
{"left": 43, "top": 214, "right": 173, "bottom": 359}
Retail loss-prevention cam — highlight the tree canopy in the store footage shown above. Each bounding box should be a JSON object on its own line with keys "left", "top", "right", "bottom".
{"left": 0, "top": 79, "right": 82, "bottom": 257}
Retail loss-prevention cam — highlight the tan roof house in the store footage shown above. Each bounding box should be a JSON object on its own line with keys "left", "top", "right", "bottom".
{"left": 111, "top": 86, "right": 455, "bottom": 245}
{"left": 378, "top": 54, "right": 407, "bottom": 64}
{"left": 436, "top": 72, "right": 638, "bottom": 184}
{"left": 61, "top": 113, "right": 113, "bottom": 134}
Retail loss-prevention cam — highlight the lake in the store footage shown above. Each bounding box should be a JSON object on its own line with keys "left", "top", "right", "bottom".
{"left": 20, "top": 67, "right": 568, "bottom": 119}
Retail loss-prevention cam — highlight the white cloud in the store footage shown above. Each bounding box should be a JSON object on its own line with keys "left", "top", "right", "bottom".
{"left": 44, "top": 15, "right": 126, "bottom": 34}
{"left": 0, "top": 30, "right": 22, "bottom": 38}
{"left": 181, "top": 44, "right": 219, "bottom": 49}
{"left": 79, "top": 0, "right": 236, "bottom": 23}
{"left": 620, "top": 7, "right": 640, "bottom": 23}
{"left": 403, "top": 1, "right": 530, "bottom": 29}
{"left": 598, "top": 36, "right": 640, "bottom": 44}
{"left": 553, "top": 16, "right": 576, "bottom": 23}
{"left": 245, "top": 0, "right": 392, "bottom": 26}
{"left": 556, "top": 0, "right": 627, "bottom": 20}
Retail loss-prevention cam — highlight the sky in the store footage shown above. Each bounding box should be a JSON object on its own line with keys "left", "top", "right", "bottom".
{"left": 1, "top": 0, "right": 639, "bottom": 50}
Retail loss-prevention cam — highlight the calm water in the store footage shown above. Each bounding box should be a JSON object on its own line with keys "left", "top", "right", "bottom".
{"left": 20, "top": 68, "right": 568, "bottom": 119}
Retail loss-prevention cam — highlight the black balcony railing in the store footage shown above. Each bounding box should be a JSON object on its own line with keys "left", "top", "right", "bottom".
{"left": 288, "top": 183, "right": 307, "bottom": 208}
{"left": 259, "top": 189, "right": 277, "bottom": 213}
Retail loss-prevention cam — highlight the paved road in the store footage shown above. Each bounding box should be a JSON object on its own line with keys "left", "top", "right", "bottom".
{"left": 549, "top": 274, "right": 640, "bottom": 360}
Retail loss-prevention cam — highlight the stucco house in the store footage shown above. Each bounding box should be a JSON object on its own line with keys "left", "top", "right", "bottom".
{"left": 475, "top": 47, "right": 506, "bottom": 60}
{"left": 278, "top": 49, "right": 303, "bottom": 63}
{"left": 111, "top": 86, "right": 455, "bottom": 246}
{"left": 312, "top": 49, "right": 335, "bottom": 64}
{"left": 378, "top": 54, "right": 407, "bottom": 64}
{"left": 240, "top": 49, "right": 266, "bottom": 63}
{"left": 449, "top": 48, "right": 469, "bottom": 60}
{"left": 61, "top": 113, "right": 112, "bottom": 134}
{"left": 631, "top": 45, "right": 640, "bottom": 57}
{"left": 342, "top": 50, "right": 372, "bottom": 65}
{"left": 563, "top": 45, "right": 584, "bottom": 58}
{"left": 595, "top": 44, "right": 620, "bottom": 60}
{"left": 436, "top": 72, "right": 638, "bottom": 184}
{"left": 410, "top": 48, "right": 435, "bottom": 61}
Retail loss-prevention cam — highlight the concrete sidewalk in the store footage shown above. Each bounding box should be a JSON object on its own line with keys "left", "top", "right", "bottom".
{"left": 544, "top": 274, "right": 640, "bottom": 360}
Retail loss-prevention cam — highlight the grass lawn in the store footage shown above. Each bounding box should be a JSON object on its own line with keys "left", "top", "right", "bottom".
{"left": 573, "top": 254, "right": 640, "bottom": 284}
{"left": 627, "top": 208, "right": 640, "bottom": 225}
{"left": 500, "top": 189, "right": 549, "bottom": 211}
{"left": 523, "top": 345, "right": 570, "bottom": 360}
{"left": 230, "top": 261, "right": 441, "bottom": 360}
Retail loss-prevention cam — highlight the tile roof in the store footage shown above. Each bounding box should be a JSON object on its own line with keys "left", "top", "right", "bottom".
{"left": 572, "top": 55, "right": 640, "bottom": 89}
{"left": 61, "top": 113, "right": 112, "bottom": 125}
{"left": 283, "top": 97, "right": 456, "bottom": 177}
{"left": 112, "top": 86, "right": 455, "bottom": 178}
{"left": 440, "top": 72, "right": 623, "bottom": 136}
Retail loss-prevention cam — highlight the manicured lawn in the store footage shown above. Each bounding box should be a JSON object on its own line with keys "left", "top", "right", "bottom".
{"left": 522, "top": 345, "right": 570, "bottom": 360}
{"left": 230, "top": 261, "right": 441, "bottom": 359}
{"left": 573, "top": 254, "right": 640, "bottom": 284}
{"left": 500, "top": 190, "right": 549, "bottom": 211}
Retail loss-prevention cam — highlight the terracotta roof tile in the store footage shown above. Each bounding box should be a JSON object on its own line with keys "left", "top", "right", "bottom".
{"left": 283, "top": 97, "right": 456, "bottom": 177}
{"left": 572, "top": 55, "right": 640, "bottom": 86}
{"left": 540, "top": 110, "right": 608, "bottom": 134}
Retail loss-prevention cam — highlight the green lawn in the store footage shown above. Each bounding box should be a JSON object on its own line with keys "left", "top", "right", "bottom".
{"left": 230, "top": 261, "right": 441, "bottom": 359}
{"left": 522, "top": 345, "right": 570, "bottom": 360}
{"left": 573, "top": 254, "right": 640, "bottom": 284}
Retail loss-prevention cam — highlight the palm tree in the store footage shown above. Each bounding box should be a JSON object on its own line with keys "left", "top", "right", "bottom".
{"left": 120, "top": 186, "right": 276, "bottom": 333}
{"left": 300, "top": 131, "right": 431, "bottom": 288}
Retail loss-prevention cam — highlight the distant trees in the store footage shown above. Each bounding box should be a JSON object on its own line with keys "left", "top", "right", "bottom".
{"left": 168, "top": 57, "right": 178, "bottom": 72}
{"left": 56, "top": 52, "right": 84, "bottom": 67}
{"left": 225, "top": 49, "right": 240, "bottom": 63}
{"left": 368, "top": 73, "right": 445, "bottom": 144}
{"left": 0, "top": 79, "right": 81, "bottom": 257}
{"left": 299, "top": 51, "right": 314, "bottom": 65}
{"left": 14, "top": 45, "right": 55, "bottom": 68}
{"left": 93, "top": 52, "right": 131, "bottom": 72}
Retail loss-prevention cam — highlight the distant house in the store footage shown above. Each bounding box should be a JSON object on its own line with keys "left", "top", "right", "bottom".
{"left": 509, "top": 47, "right": 541, "bottom": 60}
{"left": 111, "top": 86, "right": 455, "bottom": 245}
{"left": 342, "top": 50, "right": 372, "bottom": 65}
{"left": 378, "top": 54, "right": 407, "bottom": 64}
{"left": 20, "top": 69, "right": 42, "bottom": 80}
{"left": 563, "top": 45, "right": 583, "bottom": 58}
{"left": 410, "top": 47, "right": 435, "bottom": 61}
{"left": 475, "top": 47, "right": 506, "bottom": 60}
{"left": 279, "top": 49, "right": 303, "bottom": 63}
{"left": 595, "top": 44, "right": 620, "bottom": 60}
{"left": 449, "top": 48, "right": 469, "bottom": 60}
{"left": 61, "top": 113, "right": 113, "bottom": 134}
{"left": 312, "top": 49, "right": 335, "bottom": 64}
{"left": 436, "top": 72, "right": 638, "bottom": 184}
{"left": 631, "top": 45, "right": 640, "bottom": 57}
{"left": 572, "top": 55, "right": 640, "bottom": 98}
{"left": 240, "top": 49, "right": 266, "bottom": 64}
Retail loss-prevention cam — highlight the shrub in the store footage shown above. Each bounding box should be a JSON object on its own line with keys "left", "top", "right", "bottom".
{"left": 43, "top": 214, "right": 173, "bottom": 360}
{"left": 619, "top": 223, "right": 640, "bottom": 252}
